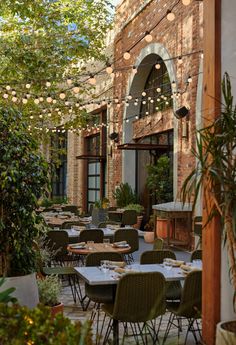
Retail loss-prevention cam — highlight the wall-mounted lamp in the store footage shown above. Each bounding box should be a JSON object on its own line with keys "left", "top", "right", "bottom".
{"left": 174, "top": 106, "right": 189, "bottom": 119}
{"left": 109, "top": 132, "right": 119, "bottom": 143}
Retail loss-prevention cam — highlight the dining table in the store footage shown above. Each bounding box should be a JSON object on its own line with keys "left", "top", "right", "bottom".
{"left": 67, "top": 242, "right": 131, "bottom": 256}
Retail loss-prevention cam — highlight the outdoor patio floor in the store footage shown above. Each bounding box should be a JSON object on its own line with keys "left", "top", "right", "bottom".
{"left": 60, "top": 238, "right": 201, "bottom": 344}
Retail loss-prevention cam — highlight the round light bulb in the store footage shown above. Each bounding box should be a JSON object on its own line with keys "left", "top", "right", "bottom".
{"left": 127, "top": 94, "right": 132, "bottom": 100}
{"left": 30, "top": 115, "right": 34, "bottom": 119}
{"left": 46, "top": 95, "right": 52, "bottom": 103}
{"left": 156, "top": 88, "right": 161, "bottom": 93}
{"left": 75, "top": 102, "right": 80, "bottom": 107}
{"left": 123, "top": 51, "right": 131, "bottom": 60}
{"left": 150, "top": 99, "right": 154, "bottom": 103}
{"left": 155, "top": 63, "right": 161, "bottom": 69}
{"left": 106, "top": 65, "right": 113, "bottom": 74}
{"left": 65, "top": 100, "right": 70, "bottom": 106}
{"left": 3, "top": 93, "right": 8, "bottom": 99}
{"left": 142, "top": 91, "right": 146, "bottom": 97}
{"left": 6, "top": 85, "right": 11, "bottom": 91}
{"left": 142, "top": 100, "right": 146, "bottom": 105}
{"left": 172, "top": 81, "right": 176, "bottom": 88}
{"left": 12, "top": 96, "right": 17, "bottom": 102}
{"left": 52, "top": 99, "right": 57, "bottom": 104}
{"left": 125, "top": 119, "right": 129, "bottom": 123}
{"left": 135, "top": 115, "right": 139, "bottom": 119}
{"left": 26, "top": 93, "right": 31, "bottom": 98}
{"left": 46, "top": 81, "right": 51, "bottom": 87}
{"left": 167, "top": 10, "right": 175, "bottom": 21}
{"left": 73, "top": 85, "right": 80, "bottom": 94}
{"left": 59, "top": 92, "right": 66, "bottom": 99}
{"left": 67, "top": 78, "right": 73, "bottom": 85}
{"left": 132, "top": 66, "right": 138, "bottom": 74}
{"left": 89, "top": 75, "right": 96, "bottom": 85}
{"left": 134, "top": 102, "right": 138, "bottom": 106}
{"left": 39, "top": 114, "right": 43, "bottom": 118}
{"left": 39, "top": 96, "right": 44, "bottom": 102}
{"left": 144, "top": 32, "right": 153, "bottom": 43}
{"left": 69, "top": 108, "right": 73, "bottom": 113}
{"left": 26, "top": 83, "right": 31, "bottom": 89}
{"left": 34, "top": 98, "right": 40, "bottom": 104}
{"left": 22, "top": 98, "right": 28, "bottom": 104}
{"left": 187, "top": 76, "right": 193, "bottom": 83}
{"left": 114, "top": 98, "right": 119, "bottom": 103}
{"left": 11, "top": 90, "right": 16, "bottom": 95}
{"left": 182, "top": 0, "right": 191, "bottom": 5}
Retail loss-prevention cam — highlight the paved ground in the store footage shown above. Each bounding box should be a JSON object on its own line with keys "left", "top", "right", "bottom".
{"left": 60, "top": 238, "right": 201, "bottom": 344}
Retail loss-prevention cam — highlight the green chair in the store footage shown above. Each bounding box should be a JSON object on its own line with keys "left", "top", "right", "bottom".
{"left": 101, "top": 272, "right": 166, "bottom": 345}
{"left": 85, "top": 252, "right": 124, "bottom": 344}
{"left": 79, "top": 229, "right": 104, "bottom": 243}
{"left": 163, "top": 270, "right": 202, "bottom": 344}
{"left": 46, "top": 230, "right": 73, "bottom": 264}
{"left": 191, "top": 249, "right": 202, "bottom": 262}
{"left": 140, "top": 250, "right": 182, "bottom": 301}
{"left": 121, "top": 210, "right": 137, "bottom": 226}
{"left": 153, "top": 237, "right": 164, "bottom": 250}
{"left": 113, "top": 228, "right": 139, "bottom": 263}
{"left": 61, "top": 205, "right": 79, "bottom": 215}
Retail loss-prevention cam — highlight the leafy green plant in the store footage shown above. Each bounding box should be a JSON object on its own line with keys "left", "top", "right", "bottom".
{"left": 0, "top": 303, "right": 92, "bottom": 345}
{"left": 94, "top": 197, "right": 109, "bottom": 209}
{"left": 146, "top": 155, "right": 173, "bottom": 204}
{"left": 113, "top": 183, "right": 137, "bottom": 207}
{"left": 0, "top": 278, "right": 17, "bottom": 304}
{"left": 124, "top": 203, "right": 144, "bottom": 214}
{"left": 37, "top": 276, "right": 61, "bottom": 307}
{"left": 40, "top": 196, "right": 68, "bottom": 207}
{"left": 0, "top": 107, "right": 49, "bottom": 277}
{"left": 181, "top": 73, "right": 236, "bottom": 310}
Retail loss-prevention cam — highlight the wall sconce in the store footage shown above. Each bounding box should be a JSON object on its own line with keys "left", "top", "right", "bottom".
{"left": 174, "top": 106, "right": 189, "bottom": 119}
{"left": 109, "top": 132, "right": 119, "bottom": 143}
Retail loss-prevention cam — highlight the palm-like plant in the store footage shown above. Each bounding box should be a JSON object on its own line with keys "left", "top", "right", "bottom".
{"left": 181, "top": 72, "right": 236, "bottom": 309}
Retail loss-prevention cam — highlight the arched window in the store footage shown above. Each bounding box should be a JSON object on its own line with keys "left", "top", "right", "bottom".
{"left": 140, "top": 58, "right": 172, "bottom": 117}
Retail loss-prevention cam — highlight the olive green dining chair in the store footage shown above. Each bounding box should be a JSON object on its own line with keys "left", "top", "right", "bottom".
{"left": 113, "top": 228, "right": 139, "bottom": 263}
{"left": 140, "top": 250, "right": 182, "bottom": 301}
{"left": 101, "top": 271, "right": 166, "bottom": 345}
{"left": 163, "top": 270, "right": 202, "bottom": 345}
{"left": 79, "top": 229, "right": 104, "bottom": 243}
{"left": 190, "top": 249, "right": 202, "bottom": 262}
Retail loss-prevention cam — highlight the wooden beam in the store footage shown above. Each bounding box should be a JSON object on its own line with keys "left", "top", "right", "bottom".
{"left": 202, "top": 1, "right": 221, "bottom": 344}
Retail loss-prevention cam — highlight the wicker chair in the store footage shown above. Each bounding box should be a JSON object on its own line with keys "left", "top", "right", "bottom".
{"left": 190, "top": 249, "right": 202, "bottom": 262}
{"left": 140, "top": 250, "right": 182, "bottom": 301}
{"left": 101, "top": 272, "right": 166, "bottom": 345}
{"left": 153, "top": 237, "right": 164, "bottom": 250}
{"left": 121, "top": 210, "right": 137, "bottom": 226}
{"left": 163, "top": 270, "right": 202, "bottom": 345}
{"left": 113, "top": 228, "right": 139, "bottom": 263}
{"left": 79, "top": 229, "right": 104, "bottom": 243}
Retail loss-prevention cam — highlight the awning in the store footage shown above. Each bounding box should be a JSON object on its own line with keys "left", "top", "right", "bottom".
{"left": 117, "top": 143, "right": 169, "bottom": 151}
{"left": 76, "top": 154, "right": 106, "bottom": 161}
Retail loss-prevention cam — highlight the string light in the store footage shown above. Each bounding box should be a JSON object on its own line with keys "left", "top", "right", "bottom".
{"left": 182, "top": 0, "right": 192, "bottom": 5}
{"left": 67, "top": 77, "right": 73, "bottom": 85}
{"left": 6, "top": 85, "right": 11, "bottom": 91}
{"left": 34, "top": 97, "right": 40, "bottom": 104}
{"left": 144, "top": 31, "right": 153, "bottom": 43}
{"left": 166, "top": 10, "right": 175, "bottom": 21}
{"left": 11, "top": 90, "right": 16, "bottom": 96}
{"left": 26, "top": 83, "right": 31, "bottom": 89}
{"left": 3, "top": 93, "right": 8, "bottom": 99}
{"left": 73, "top": 84, "right": 80, "bottom": 94}
{"left": 106, "top": 64, "right": 113, "bottom": 74}
{"left": 46, "top": 81, "right": 51, "bottom": 87}
{"left": 132, "top": 66, "right": 138, "bottom": 74}
{"left": 39, "top": 96, "right": 44, "bottom": 102}
{"left": 89, "top": 75, "right": 96, "bottom": 85}
{"left": 187, "top": 75, "right": 193, "bottom": 83}
{"left": 156, "top": 87, "right": 161, "bottom": 93}
{"left": 155, "top": 63, "right": 161, "bottom": 69}
{"left": 12, "top": 96, "right": 17, "bottom": 102}
{"left": 142, "top": 91, "right": 147, "bottom": 97}
{"left": 59, "top": 92, "right": 66, "bottom": 99}
{"left": 123, "top": 51, "right": 131, "bottom": 60}
{"left": 127, "top": 94, "right": 132, "bottom": 100}
{"left": 46, "top": 95, "right": 52, "bottom": 103}
{"left": 135, "top": 115, "right": 139, "bottom": 119}
{"left": 22, "top": 97, "right": 28, "bottom": 104}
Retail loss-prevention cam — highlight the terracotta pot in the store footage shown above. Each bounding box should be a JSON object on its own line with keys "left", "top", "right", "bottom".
{"left": 144, "top": 231, "right": 155, "bottom": 243}
{"left": 51, "top": 302, "right": 64, "bottom": 318}
{"left": 133, "top": 215, "right": 143, "bottom": 230}
{"left": 156, "top": 218, "right": 173, "bottom": 239}
{"left": 216, "top": 320, "right": 236, "bottom": 345}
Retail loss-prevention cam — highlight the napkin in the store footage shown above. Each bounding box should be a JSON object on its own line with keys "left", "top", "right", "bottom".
{"left": 70, "top": 242, "right": 86, "bottom": 248}
{"left": 114, "top": 267, "right": 137, "bottom": 274}
{"left": 164, "top": 258, "right": 185, "bottom": 267}
{"left": 180, "top": 264, "right": 201, "bottom": 273}
{"left": 113, "top": 241, "right": 128, "bottom": 247}
{"left": 108, "top": 261, "right": 126, "bottom": 268}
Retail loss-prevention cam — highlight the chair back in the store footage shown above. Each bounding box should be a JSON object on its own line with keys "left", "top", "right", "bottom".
{"left": 114, "top": 228, "right": 139, "bottom": 253}
{"left": 97, "top": 220, "right": 121, "bottom": 228}
{"left": 178, "top": 270, "right": 202, "bottom": 318}
{"left": 153, "top": 238, "right": 164, "bottom": 250}
{"left": 140, "top": 250, "right": 176, "bottom": 264}
{"left": 112, "top": 272, "right": 166, "bottom": 322}
{"left": 79, "top": 229, "right": 104, "bottom": 243}
{"left": 46, "top": 230, "right": 69, "bottom": 258}
{"left": 86, "top": 252, "right": 123, "bottom": 267}
{"left": 121, "top": 210, "right": 137, "bottom": 226}
{"left": 190, "top": 249, "right": 202, "bottom": 262}
{"left": 61, "top": 205, "right": 79, "bottom": 214}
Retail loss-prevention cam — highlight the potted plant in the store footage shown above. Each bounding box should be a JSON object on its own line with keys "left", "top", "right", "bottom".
{"left": 0, "top": 303, "right": 92, "bottom": 344}
{"left": 0, "top": 107, "right": 49, "bottom": 308}
{"left": 181, "top": 73, "right": 236, "bottom": 343}
{"left": 113, "top": 182, "right": 137, "bottom": 207}
{"left": 146, "top": 155, "right": 173, "bottom": 238}
{"left": 37, "top": 275, "right": 63, "bottom": 318}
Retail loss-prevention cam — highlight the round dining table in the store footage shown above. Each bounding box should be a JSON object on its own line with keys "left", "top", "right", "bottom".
{"left": 67, "top": 242, "right": 131, "bottom": 255}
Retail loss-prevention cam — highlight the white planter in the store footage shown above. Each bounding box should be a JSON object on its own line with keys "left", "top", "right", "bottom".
{"left": 216, "top": 321, "right": 236, "bottom": 345}
{"left": 0, "top": 273, "right": 39, "bottom": 309}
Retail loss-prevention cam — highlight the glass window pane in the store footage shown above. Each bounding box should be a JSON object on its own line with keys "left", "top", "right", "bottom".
{"left": 88, "top": 163, "right": 96, "bottom": 175}
{"left": 88, "top": 190, "right": 96, "bottom": 202}
{"left": 88, "top": 177, "right": 96, "bottom": 189}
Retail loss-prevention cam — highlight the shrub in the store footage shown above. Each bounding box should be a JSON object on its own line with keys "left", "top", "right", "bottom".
{"left": 0, "top": 303, "right": 92, "bottom": 345}
{"left": 113, "top": 183, "right": 137, "bottom": 207}
{"left": 37, "top": 276, "right": 61, "bottom": 307}
{"left": 124, "top": 203, "right": 144, "bottom": 214}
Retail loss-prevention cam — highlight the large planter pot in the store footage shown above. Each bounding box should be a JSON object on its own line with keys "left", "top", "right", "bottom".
{"left": 0, "top": 272, "right": 39, "bottom": 309}
{"left": 51, "top": 302, "right": 64, "bottom": 319}
{"left": 156, "top": 218, "right": 173, "bottom": 239}
{"left": 216, "top": 320, "right": 236, "bottom": 345}
{"left": 92, "top": 208, "right": 108, "bottom": 226}
{"left": 144, "top": 231, "right": 155, "bottom": 243}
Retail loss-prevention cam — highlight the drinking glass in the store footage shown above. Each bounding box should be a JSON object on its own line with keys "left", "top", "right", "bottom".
{"left": 100, "top": 260, "right": 109, "bottom": 273}
{"left": 163, "top": 258, "right": 172, "bottom": 271}
{"left": 103, "top": 238, "right": 110, "bottom": 247}
{"left": 87, "top": 240, "right": 94, "bottom": 250}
